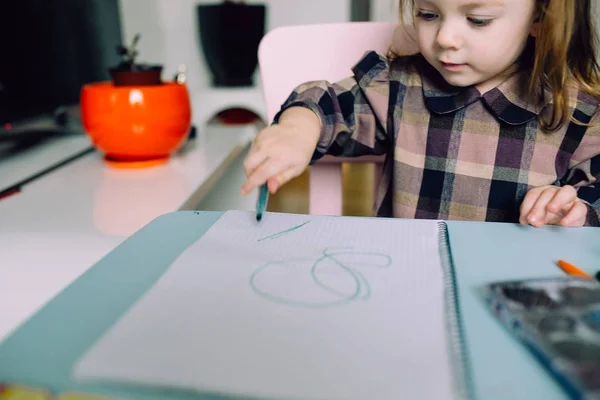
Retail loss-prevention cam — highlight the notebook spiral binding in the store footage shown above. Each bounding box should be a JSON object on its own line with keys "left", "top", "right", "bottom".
{"left": 438, "top": 221, "right": 477, "bottom": 400}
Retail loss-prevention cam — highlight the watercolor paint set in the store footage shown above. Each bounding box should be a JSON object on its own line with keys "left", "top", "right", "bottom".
{"left": 484, "top": 277, "right": 600, "bottom": 399}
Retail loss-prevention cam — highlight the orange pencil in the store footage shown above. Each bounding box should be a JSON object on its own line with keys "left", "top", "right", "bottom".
{"left": 557, "top": 259, "right": 593, "bottom": 279}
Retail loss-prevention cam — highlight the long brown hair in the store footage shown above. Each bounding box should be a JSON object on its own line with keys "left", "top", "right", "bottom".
{"left": 396, "top": 0, "right": 600, "bottom": 131}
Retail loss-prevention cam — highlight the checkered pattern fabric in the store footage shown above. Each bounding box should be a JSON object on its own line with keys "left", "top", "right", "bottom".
{"left": 274, "top": 51, "right": 600, "bottom": 225}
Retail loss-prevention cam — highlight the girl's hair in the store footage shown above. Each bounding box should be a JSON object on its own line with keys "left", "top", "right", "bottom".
{"left": 396, "top": 0, "right": 600, "bottom": 131}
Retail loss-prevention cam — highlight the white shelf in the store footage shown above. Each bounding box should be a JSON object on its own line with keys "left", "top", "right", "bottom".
{"left": 0, "top": 134, "right": 94, "bottom": 193}
{"left": 189, "top": 85, "right": 268, "bottom": 130}
{"left": 0, "top": 123, "right": 257, "bottom": 237}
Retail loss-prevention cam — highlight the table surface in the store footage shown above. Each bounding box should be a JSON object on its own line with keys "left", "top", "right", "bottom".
{"left": 2, "top": 210, "right": 598, "bottom": 400}
{"left": 0, "top": 122, "right": 257, "bottom": 343}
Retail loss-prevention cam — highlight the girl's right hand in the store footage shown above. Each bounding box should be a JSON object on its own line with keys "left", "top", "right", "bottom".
{"left": 240, "top": 107, "right": 321, "bottom": 196}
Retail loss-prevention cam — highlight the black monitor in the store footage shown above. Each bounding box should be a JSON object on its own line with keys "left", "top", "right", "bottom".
{"left": 0, "top": 0, "right": 124, "bottom": 125}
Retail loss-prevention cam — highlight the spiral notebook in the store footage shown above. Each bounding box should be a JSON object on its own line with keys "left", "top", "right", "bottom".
{"left": 72, "top": 210, "right": 473, "bottom": 400}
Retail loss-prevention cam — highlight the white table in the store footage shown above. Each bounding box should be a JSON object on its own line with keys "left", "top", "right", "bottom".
{"left": 0, "top": 122, "right": 259, "bottom": 342}
{"left": 0, "top": 134, "right": 94, "bottom": 193}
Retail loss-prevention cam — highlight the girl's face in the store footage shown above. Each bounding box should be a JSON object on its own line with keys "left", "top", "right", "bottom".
{"left": 412, "top": 0, "right": 538, "bottom": 93}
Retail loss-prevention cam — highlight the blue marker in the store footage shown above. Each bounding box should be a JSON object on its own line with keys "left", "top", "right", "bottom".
{"left": 256, "top": 183, "right": 269, "bottom": 221}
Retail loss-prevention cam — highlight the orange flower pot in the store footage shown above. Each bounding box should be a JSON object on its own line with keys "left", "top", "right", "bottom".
{"left": 80, "top": 81, "right": 192, "bottom": 167}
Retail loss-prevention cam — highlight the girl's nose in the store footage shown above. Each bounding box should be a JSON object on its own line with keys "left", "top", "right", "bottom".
{"left": 436, "top": 22, "right": 463, "bottom": 50}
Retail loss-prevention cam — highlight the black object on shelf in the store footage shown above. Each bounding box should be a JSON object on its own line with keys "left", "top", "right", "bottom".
{"left": 0, "top": 0, "right": 124, "bottom": 125}
{"left": 196, "top": 2, "right": 266, "bottom": 87}
{"left": 0, "top": 106, "right": 83, "bottom": 144}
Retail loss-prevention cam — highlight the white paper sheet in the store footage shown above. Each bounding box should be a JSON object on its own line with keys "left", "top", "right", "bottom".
{"left": 73, "top": 210, "right": 453, "bottom": 400}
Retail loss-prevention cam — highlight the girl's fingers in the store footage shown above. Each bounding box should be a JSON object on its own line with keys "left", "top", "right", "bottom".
{"left": 241, "top": 156, "right": 289, "bottom": 195}
{"left": 526, "top": 188, "right": 557, "bottom": 227}
{"left": 547, "top": 186, "right": 577, "bottom": 214}
{"left": 519, "top": 188, "right": 542, "bottom": 224}
{"left": 268, "top": 166, "right": 305, "bottom": 193}
{"left": 242, "top": 146, "right": 269, "bottom": 179}
{"left": 559, "top": 200, "right": 587, "bottom": 227}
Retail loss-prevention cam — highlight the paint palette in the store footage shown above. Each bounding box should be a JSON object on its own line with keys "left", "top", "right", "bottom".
{"left": 484, "top": 277, "right": 600, "bottom": 399}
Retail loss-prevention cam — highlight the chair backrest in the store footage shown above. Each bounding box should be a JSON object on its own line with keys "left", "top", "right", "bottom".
{"left": 257, "top": 22, "right": 418, "bottom": 124}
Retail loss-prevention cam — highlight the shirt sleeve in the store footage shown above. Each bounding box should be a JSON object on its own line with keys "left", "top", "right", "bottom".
{"left": 272, "top": 51, "right": 393, "bottom": 163}
{"left": 562, "top": 109, "right": 600, "bottom": 226}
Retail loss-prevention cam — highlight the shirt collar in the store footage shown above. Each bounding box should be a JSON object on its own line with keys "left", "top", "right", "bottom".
{"left": 417, "top": 55, "right": 552, "bottom": 125}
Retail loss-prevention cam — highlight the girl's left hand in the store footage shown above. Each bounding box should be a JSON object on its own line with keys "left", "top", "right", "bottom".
{"left": 519, "top": 185, "right": 587, "bottom": 227}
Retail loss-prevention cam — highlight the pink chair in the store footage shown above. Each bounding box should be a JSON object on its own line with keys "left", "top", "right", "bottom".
{"left": 257, "top": 22, "right": 418, "bottom": 216}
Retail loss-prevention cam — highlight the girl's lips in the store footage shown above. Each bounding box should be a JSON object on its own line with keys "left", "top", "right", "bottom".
{"left": 440, "top": 61, "right": 467, "bottom": 71}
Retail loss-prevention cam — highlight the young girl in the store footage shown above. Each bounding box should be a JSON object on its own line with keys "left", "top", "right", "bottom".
{"left": 241, "top": 0, "right": 600, "bottom": 228}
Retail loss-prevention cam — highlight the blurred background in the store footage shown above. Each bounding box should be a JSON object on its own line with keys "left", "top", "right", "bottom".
{"left": 0, "top": 0, "right": 403, "bottom": 216}
{"left": 0, "top": 0, "right": 400, "bottom": 130}
{"left": 2, "top": 1, "right": 597, "bottom": 216}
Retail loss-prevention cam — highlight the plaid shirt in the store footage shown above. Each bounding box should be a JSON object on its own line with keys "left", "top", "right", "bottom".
{"left": 274, "top": 51, "right": 600, "bottom": 226}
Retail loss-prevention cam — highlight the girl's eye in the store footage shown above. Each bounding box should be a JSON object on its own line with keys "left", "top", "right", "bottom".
{"left": 468, "top": 17, "right": 492, "bottom": 27}
{"left": 416, "top": 10, "right": 437, "bottom": 21}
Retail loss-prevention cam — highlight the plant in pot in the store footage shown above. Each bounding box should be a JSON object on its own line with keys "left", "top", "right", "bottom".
{"left": 80, "top": 33, "right": 192, "bottom": 167}
{"left": 109, "top": 34, "right": 164, "bottom": 86}
{"left": 196, "top": 0, "right": 267, "bottom": 87}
